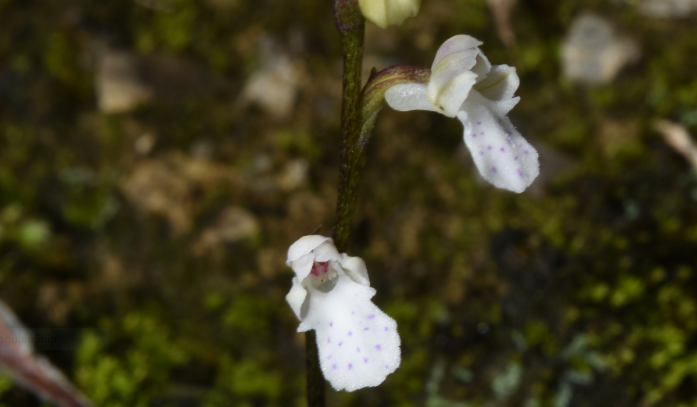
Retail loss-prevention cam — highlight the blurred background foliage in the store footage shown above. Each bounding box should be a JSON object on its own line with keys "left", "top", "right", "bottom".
{"left": 1, "top": 0, "right": 697, "bottom": 406}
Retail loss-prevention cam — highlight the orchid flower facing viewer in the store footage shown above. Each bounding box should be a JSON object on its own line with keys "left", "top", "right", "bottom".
{"left": 385, "top": 35, "right": 540, "bottom": 193}
{"left": 285, "top": 235, "right": 400, "bottom": 391}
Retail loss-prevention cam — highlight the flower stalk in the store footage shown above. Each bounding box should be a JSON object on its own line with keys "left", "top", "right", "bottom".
{"left": 359, "top": 65, "right": 430, "bottom": 148}
{"left": 305, "top": 330, "right": 324, "bottom": 407}
{"left": 333, "top": 0, "right": 365, "bottom": 254}
{"left": 304, "top": 2, "right": 364, "bottom": 405}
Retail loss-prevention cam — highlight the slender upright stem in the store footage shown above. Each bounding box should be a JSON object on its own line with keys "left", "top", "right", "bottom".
{"left": 305, "top": 2, "right": 365, "bottom": 406}
{"left": 333, "top": 0, "right": 365, "bottom": 253}
{"left": 305, "top": 330, "right": 324, "bottom": 407}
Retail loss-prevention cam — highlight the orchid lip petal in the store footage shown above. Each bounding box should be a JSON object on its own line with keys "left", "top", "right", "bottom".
{"left": 298, "top": 268, "right": 400, "bottom": 391}
{"left": 458, "top": 91, "right": 539, "bottom": 193}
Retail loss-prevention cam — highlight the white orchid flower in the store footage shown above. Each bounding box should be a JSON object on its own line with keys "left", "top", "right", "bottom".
{"left": 385, "top": 35, "right": 540, "bottom": 193}
{"left": 285, "top": 235, "right": 401, "bottom": 392}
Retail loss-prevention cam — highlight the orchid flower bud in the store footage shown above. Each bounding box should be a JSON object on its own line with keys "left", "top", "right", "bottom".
{"left": 358, "top": 0, "right": 421, "bottom": 29}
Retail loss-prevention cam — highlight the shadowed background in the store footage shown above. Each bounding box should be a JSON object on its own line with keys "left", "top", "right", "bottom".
{"left": 1, "top": 0, "right": 697, "bottom": 406}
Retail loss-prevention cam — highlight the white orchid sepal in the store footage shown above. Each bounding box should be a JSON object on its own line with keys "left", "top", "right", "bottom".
{"left": 285, "top": 235, "right": 400, "bottom": 392}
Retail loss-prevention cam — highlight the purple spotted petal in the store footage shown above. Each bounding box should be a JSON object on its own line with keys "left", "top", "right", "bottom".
{"left": 457, "top": 91, "right": 539, "bottom": 192}
{"left": 296, "top": 269, "right": 401, "bottom": 392}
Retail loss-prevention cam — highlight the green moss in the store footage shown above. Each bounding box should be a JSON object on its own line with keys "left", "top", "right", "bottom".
{"left": 610, "top": 276, "right": 645, "bottom": 307}
{"left": 203, "top": 350, "right": 285, "bottom": 406}
{"left": 17, "top": 219, "right": 51, "bottom": 248}
{"left": 44, "top": 33, "right": 77, "bottom": 85}
{"left": 75, "top": 313, "right": 188, "bottom": 407}
{"left": 0, "top": 375, "right": 13, "bottom": 405}
{"left": 223, "top": 295, "right": 275, "bottom": 337}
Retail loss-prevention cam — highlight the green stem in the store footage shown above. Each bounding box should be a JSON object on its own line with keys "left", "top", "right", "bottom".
{"left": 333, "top": 0, "right": 365, "bottom": 253}
{"left": 304, "top": 2, "right": 364, "bottom": 406}
{"left": 305, "top": 330, "right": 324, "bottom": 407}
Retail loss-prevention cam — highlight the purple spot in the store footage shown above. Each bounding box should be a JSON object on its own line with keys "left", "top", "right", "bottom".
{"left": 348, "top": 363, "right": 353, "bottom": 370}
{"left": 500, "top": 147, "right": 505, "bottom": 152}
{"left": 385, "top": 365, "right": 389, "bottom": 369}
{"left": 376, "top": 344, "right": 382, "bottom": 350}
{"left": 384, "top": 326, "right": 389, "bottom": 332}
{"left": 348, "top": 331, "right": 352, "bottom": 336}
{"left": 477, "top": 121, "right": 481, "bottom": 125}
{"left": 327, "top": 338, "right": 331, "bottom": 344}
{"left": 368, "top": 314, "right": 375, "bottom": 319}
{"left": 514, "top": 156, "right": 518, "bottom": 161}
{"left": 524, "top": 150, "right": 529, "bottom": 155}
{"left": 364, "top": 357, "right": 369, "bottom": 363}
{"left": 506, "top": 138, "right": 512, "bottom": 145}
{"left": 329, "top": 322, "right": 333, "bottom": 327}
{"left": 472, "top": 133, "right": 477, "bottom": 138}
{"left": 479, "top": 150, "right": 484, "bottom": 156}
{"left": 480, "top": 132, "right": 484, "bottom": 135}
{"left": 332, "top": 364, "right": 337, "bottom": 369}
{"left": 517, "top": 169, "right": 524, "bottom": 178}
{"left": 339, "top": 341, "right": 343, "bottom": 346}
{"left": 487, "top": 145, "right": 492, "bottom": 150}
{"left": 357, "top": 347, "right": 361, "bottom": 353}
{"left": 492, "top": 167, "right": 498, "bottom": 173}
{"left": 351, "top": 311, "right": 355, "bottom": 315}
{"left": 506, "top": 131, "right": 512, "bottom": 135}
{"left": 364, "top": 327, "right": 369, "bottom": 331}
{"left": 328, "top": 355, "right": 332, "bottom": 360}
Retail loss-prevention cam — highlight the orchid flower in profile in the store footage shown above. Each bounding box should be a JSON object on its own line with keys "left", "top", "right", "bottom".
{"left": 285, "top": 235, "right": 400, "bottom": 391}
{"left": 385, "top": 35, "right": 540, "bottom": 193}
